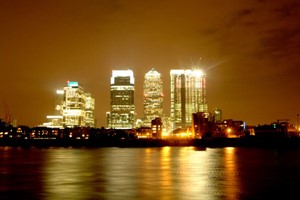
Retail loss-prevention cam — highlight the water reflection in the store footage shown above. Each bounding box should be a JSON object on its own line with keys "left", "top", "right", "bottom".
{"left": 0, "top": 147, "right": 46, "bottom": 199}
{"left": 44, "top": 148, "right": 103, "bottom": 199}
{"left": 42, "top": 147, "right": 223, "bottom": 199}
{"left": 223, "top": 147, "right": 240, "bottom": 199}
{"left": 1, "top": 147, "right": 300, "bottom": 199}
{"left": 159, "top": 146, "right": 172, "bottom": 199}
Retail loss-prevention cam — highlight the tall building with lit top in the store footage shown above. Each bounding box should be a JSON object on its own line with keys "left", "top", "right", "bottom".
{"left": 143, "top": 68, "right": 163, "bottom": 127}
{"left": 170, "top": 69, "right": 207, "bottom": 129}
{"left": 107, "top": 70, "right": 135, "bottom": 129}
{"left": 63, "top": 81, "right": 86, "bottom": 127}
{"left": 44, "top": 81, "right": 95, "bottom": 128}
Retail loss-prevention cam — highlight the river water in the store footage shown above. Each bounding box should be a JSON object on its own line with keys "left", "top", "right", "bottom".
{"left": 1, "top": 146, "right": 300, "bottom": 200}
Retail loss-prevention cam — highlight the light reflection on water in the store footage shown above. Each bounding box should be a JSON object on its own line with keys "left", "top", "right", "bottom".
{"left": 1, "top": 146, "right": 300, "bottom": 199}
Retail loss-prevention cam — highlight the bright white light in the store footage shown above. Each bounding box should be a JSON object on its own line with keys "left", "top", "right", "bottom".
{"left": 170, "top": 69, "right": 205, "bottom": 77}
{"left": 47, "top": 115, "right": 63, "bottom": 119}
{"left": 111, "top": 69, "right": 134, "bottom": 84}
{"left": 56, "top": 90, "right": 64, "bottom": 94}
{"left": 194, "top": 69, "right": 204, "bottom": 77}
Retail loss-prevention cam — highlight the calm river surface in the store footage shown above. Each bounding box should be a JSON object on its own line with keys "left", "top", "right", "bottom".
{"left": 1, "top": 146, "right": 300, "bottom": 200}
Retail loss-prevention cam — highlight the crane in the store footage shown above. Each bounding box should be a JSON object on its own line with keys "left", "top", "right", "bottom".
{"left": 3, "top": 101, "right": 12, "bottom": 125}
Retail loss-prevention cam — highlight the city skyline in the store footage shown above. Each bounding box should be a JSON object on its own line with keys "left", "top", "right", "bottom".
{"left": 0, "top": 0, "right": 299, "bottom": 127}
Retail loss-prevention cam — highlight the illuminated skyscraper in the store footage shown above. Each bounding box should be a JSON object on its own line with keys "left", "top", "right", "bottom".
{"left": 107, "top": 70, "right": 135, "bottom": 129}
{"left": 45, "top": 81, "right": 95, "bottom": 128}
{"left": 63, "top": 81, "right": 86, "bottom": 127}
{"left": 143, "top": 68, "right": 163, "bottom": 127}
{"left": 63, "top": 81, "right": 95, "bottom": 127}
{"left": 85, "top": 93, "right": 95, "bottom": 127}
{"left": 170, "top": 69, "right": 207, "bottom": 129}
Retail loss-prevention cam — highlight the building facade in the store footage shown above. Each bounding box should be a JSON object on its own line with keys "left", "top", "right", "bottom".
{"left": 151, "top": 117, "right": 163, "bottom": 139}
{"left": 143, "top": 68, "right": 163, "bottom": 127}
{"left": 213, "top": 107, "right": 222, "bottom": 123}
{"left": 107, "top": 70, "right": 135, "bottom": 129}
{"left": 192, "top": 112, "right": 212, "bottom": 138}
{"left": 84, "top": 93, "right": 95, "bottom": 127}
{"left": 170, "top": 69, "right": 208, "bottom": 129}
{"left": 63, "top": 81, "right": 87, "bottom": 127}
{"left": 44, "top": 81, "right": 95, "bottom": 128}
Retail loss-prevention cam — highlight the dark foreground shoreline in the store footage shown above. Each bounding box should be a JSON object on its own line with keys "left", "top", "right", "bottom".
{"left": 2, "top": 137, "right": 300, "bottom": 148}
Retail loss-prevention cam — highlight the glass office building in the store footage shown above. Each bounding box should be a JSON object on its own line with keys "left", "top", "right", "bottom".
{"left": 143, "top": 68, "right": 163, "bottom": 127}
{"left": 45, "top": 81, "right": 95, "bottom": 128}
{"left": 170, "top": 69, "right": 207, "bottom": 129}
{"left": 107, "top": 70, "right": 135, "bottom": 129}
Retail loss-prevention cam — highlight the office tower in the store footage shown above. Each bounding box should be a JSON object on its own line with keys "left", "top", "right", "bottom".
{"left": 63, "top": 81, "right": 86, "bottom": 127}
{"left": 45, "top": 81, "right": 95, "bottom": 128}
{"left": 107, "top": 70, "right": 135, "bottom": 129}
{"left": 170, "top": 69, "right": 207, "bottom": 129}
{"left": 143, "top": 68, "right": 163, "bottom": 127}
{"left": 63, "top": 81, "right": 96, "bottom": 128}
{"left": 85, "top": 93, "right": 95, "bottom": 127}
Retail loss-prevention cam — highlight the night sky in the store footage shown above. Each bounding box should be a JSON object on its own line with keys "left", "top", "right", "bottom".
{"left": 0, "top": 0, "right": 299, "bottom": 128}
